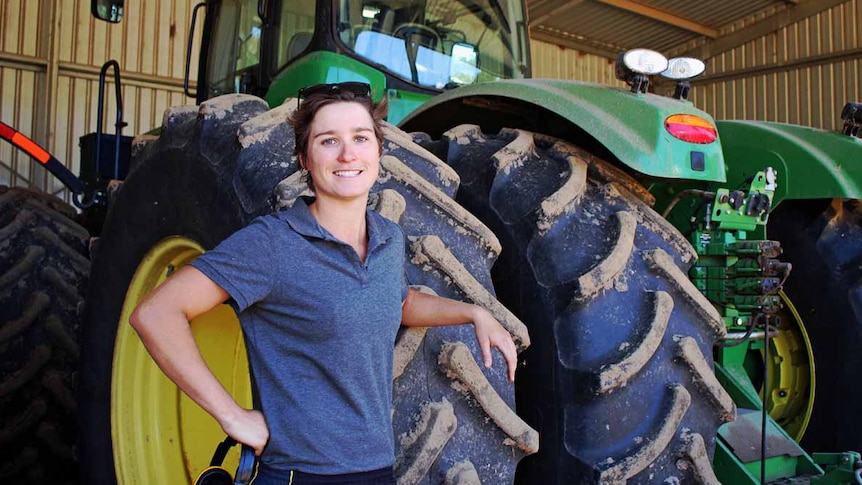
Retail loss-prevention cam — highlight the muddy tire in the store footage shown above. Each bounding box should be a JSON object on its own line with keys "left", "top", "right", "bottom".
{"left": 0, "top": 187, "right": 88, "bottom": 484}
{"left": 418, "top": 126, "right": 733, "bottom": 484}
{"left": 79, "top": 95, "right": 534, "bottom": 484}
{"left": 768, "top": 199, "right": 862, "bottom": 454}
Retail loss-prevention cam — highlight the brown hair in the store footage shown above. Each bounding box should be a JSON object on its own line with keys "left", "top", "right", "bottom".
{"left": 288, "top": 90, "right": 388, "bottom": 191}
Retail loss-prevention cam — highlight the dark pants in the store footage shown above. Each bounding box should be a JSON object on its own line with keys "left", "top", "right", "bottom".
{"left": 251, "top": 465, "right": 396, "bottom": 485}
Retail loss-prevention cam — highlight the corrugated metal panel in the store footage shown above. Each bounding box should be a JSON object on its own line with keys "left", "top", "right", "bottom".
{"left": 0, "top": 66, "right": 42, "bottom": 190}
{"left": 530, "top": 39, "right": 624, "bottom": 86}
{"left": 0, "top": 0, "right": 44, "bottom": 57}
{"left": 56, "top": 1, "right": 201, "bottom": 80}
{"left": 692, "top": 0, "right": 861, "bottom": 131}
{"left": 0, "top": 0, "right": 202, "bottom": 201}
{"left": 1, "top": 0, "right": 49, "bottom": 191}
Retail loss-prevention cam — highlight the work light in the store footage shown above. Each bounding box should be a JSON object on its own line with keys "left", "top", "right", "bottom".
{"left": 661, "top": 57, "right": 706, "bottom": 100}
{"left": 615, "top": 49, "right": 668, "bottom": 94}
{"left": 661, "top": 57, "right": 705, "bottom": 80}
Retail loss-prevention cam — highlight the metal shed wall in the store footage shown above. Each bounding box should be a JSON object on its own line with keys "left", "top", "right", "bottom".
{"left": 0, "top": 0, "right": 201, "bottom": 200}
{"left": 530, "top": 39, "right": 625, "bottom": 86}
{"left": 691, "top": 0, "right": 861, "bottom": 131}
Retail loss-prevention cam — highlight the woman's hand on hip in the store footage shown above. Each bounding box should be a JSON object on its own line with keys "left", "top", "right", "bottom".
{"left": 222, "top": 408, "right": 270, "bottom": 456}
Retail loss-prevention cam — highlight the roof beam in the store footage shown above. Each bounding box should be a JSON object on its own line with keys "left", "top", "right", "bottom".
{"left": 593, "top": 0, "right": 718, "bottom": 38}
{"left": 530, "top": 0, "right": 586, "bottom": 27}
{"left": 681, "top": 0, "right": 849, "bottom": 59}
{"left": 530, "top": 27, "right": 623, "bottom": 60}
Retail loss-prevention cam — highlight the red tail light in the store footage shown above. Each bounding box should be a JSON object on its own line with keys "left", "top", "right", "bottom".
{"left": 665, "top": 114, "right": 717, "bottom": 144}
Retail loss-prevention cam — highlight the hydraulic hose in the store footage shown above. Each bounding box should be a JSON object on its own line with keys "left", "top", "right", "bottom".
{"left": 661, "top": 189, "right": 716, "bottom": 218}
{"left": 717, "top": 316, "right": 757, "bottom": 348}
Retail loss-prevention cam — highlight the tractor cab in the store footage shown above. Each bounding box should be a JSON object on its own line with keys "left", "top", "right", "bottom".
{"left": 191, "top": 0, "right": 529, "bottom": 121}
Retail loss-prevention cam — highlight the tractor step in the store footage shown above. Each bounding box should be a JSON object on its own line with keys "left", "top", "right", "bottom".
{"left": 715, "top": 408, "right": 822, "bottom": 484}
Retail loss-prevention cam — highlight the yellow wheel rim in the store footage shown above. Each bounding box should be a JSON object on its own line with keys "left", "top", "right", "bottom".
{"left": 112, "top": 236, "right": 252, "bottom": 484}
{"left": 762, "top": 290, "right": 815, "bottom": 441}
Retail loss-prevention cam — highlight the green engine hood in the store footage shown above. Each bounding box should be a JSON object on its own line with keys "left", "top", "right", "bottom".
{"left": 399, "top": 79, "right": 727, "bottom": 183}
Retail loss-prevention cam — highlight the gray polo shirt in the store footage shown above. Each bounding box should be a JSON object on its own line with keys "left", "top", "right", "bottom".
{"left": 191, "top": 197, "right": 407, "bottom": 474}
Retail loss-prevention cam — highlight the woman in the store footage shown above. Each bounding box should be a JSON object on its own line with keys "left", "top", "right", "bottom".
{"left": 129, "top": 82, "right": 517, "bottom": 484}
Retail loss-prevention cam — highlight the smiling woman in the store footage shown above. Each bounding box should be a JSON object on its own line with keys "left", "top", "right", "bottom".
{"left": 105, "top": 87, "right": 525, "bottom": 485}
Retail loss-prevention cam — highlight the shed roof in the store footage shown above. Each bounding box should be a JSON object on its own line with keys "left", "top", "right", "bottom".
{"left": 527, "top": 0, "right": 850, "bottom": 60}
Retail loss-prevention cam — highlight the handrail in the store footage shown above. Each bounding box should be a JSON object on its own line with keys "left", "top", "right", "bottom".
{"left": 185, "top": 2, "right": 206, "bottom": 98}
{"left": 95, "top": 59, "right": 126, "bottom": 183}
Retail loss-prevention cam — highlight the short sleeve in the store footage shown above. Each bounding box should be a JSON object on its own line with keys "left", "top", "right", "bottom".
{"left": 190, "top": 216, "right": 278, "bottom": 312}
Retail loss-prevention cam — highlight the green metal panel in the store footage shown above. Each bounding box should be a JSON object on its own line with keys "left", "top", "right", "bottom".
{"left": 264, "top": 51, "right": 387, "bottom": 107}
{"left": 717, "top": 120, "right": 862, "bottom": 206}
{"left": 715, "top": 439, "right": 762, "bottom": 485}
{"left": 812, "top": 452, "right": 862, "bottom": 484}
{"left": 264, "top": 52, "right": 433, "bottom": 124}
{"left": 400, "top": 79, "right": 727, "bottom": 182}
{"left": 716, "top": 361, "right": 763, "bottom": 410}
{"left": 385, "top": 89, "right": 433, "bottom": 126}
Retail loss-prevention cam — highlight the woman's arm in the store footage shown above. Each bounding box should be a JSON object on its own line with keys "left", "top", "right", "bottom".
{"left": 401, "top": 288, "right": 518, "bottom": 381}
{"left": 129, "top": 266, "right": 269, "bottom": 455}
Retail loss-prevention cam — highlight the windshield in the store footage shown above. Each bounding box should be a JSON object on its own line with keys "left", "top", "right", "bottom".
{"left": 337, "top": 0, "right": 527, "bottom": 89}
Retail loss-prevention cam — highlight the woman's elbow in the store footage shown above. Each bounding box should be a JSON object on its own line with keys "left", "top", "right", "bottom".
{"left": 129, "top": 299, "right": 159, "bottom": 335}
{"left": 128, "top": 305, "right": 145, "bottom": 333}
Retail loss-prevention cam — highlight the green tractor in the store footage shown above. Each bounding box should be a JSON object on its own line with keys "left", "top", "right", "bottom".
{"left": 3, "top": 0, "right": 862, "bottom": 483}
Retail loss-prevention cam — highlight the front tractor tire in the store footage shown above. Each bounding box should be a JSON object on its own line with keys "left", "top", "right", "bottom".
{"left": 0, "top": 187, "right": 88, "bottom": 484}
{"left": 78, "top": 95, "right": 534, "bottom": 484}
{"left": 418, "top": 126, "right": 734, "bottom": 483}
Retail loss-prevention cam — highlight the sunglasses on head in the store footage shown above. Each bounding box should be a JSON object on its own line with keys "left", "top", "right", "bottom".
{"left": 297, "top": 82, "right": 372, "bottom": 103}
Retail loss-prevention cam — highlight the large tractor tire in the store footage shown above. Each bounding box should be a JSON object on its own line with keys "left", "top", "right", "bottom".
{"left": 0, "top": 187, "right": 88, "bottom": 484}
{"left": 78, "top": 95, "right": 535, "bottom": 484}
{"left": 768, "top": 198, "right": 862, "bottom": 454}
{"left": 417, "top": 126, "right": 734, "bottom": 483}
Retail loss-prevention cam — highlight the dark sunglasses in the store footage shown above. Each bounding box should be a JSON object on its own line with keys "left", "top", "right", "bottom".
{"left": 297, "top": 82, "right": 372, "bottom": 103}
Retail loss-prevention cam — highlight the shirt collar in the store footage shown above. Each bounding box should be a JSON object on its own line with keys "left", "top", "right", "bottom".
{"left": 281, "top": 196, "right": 393, "bottom": 250}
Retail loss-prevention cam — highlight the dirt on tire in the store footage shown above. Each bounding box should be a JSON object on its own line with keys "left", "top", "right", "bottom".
{"left": 418, "top": 125, "right": 732, "bottom": 484}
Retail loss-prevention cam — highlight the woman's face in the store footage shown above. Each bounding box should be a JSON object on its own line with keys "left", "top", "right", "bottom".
{"left": 302, "top": 101, "right": 381, "bottom": 203}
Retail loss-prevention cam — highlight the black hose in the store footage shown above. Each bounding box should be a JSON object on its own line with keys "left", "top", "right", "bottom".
{"left": 661, "top": 189, "right": 715, "bottom": 218}
{"left": 717, "top": 315, "right": 757, "bottom": 348}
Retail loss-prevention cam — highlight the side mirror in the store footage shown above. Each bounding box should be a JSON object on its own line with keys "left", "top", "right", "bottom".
{"left": 91, "top": 0, "right": 124, "bottom": 23}
{"left": 449, "top": 42, "right": 479, "bottom": 85}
